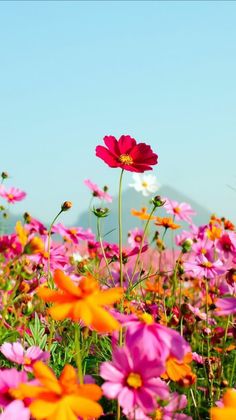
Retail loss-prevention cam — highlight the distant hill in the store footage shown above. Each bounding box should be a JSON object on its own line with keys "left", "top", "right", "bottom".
{"left": 77, "top": 185, "right": 212, "bottom": 244}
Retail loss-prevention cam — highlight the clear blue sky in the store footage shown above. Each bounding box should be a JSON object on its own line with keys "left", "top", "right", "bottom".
{"left": 1, "top": 1, "right": 236, "bottom": 225}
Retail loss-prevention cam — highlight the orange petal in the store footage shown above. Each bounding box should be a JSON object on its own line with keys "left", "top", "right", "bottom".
{"left": 59, "top": 365, "right": 77, "bottom": 390}
{"left": 65, "top": 395, "right": 103, "bottom": 418}
{"left": 90, "top": 305, "right": 121, "bottom": 333}
{"left": 30, "top": 399, "right": 61, "bottom": 419}
{"left": 210, "top": 407, "right": 236, "bottom": 420}
{"left": 54, "top": 270, "right": 82, "bottom": 297}
{"left": 37, "top": 287, "right": 61, "bottom": 302}
{"left": 33, "top": 361, "right": 62, "bottom": 395}
{"left": 72, "top": 301, "right": 92, "bottom": 324}
{"left": 76, "top": 384, "right": 102, "bottom": 401}
{"left": 49, "top": 303, "right": 74, "bottom": 321}
{"left": 94, "top": 287, "right": 123, "bottom": 306}
{"left": 223, "top": 389, "right": 236, "bottom": 407}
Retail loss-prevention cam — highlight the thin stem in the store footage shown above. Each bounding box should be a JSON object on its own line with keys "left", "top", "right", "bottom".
{"left": 97, "top": 217, "right": 115, "bottom": 285}
{"left": 47, "top": 210, "right": 63, "bottom": 284}
{"left": 130, "top": 205, "right": 157, "bottom": 285}
{"left": 118, "top": 169, "right": 124, "bottom": 289}
{"left": 74, "top": 323, "right": 83, "bottom": 384}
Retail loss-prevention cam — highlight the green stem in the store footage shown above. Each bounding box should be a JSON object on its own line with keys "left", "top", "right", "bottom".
{"left": 130, "top": 205, "right": 157, "bottom": 285}
{"left": 118, "top": 169, "right": 124, "bottom": 289}
{"left": 47, "top": 210, "right": 63, "bottom": 285}
{"left": 97, "top": 217, "right": 115, "bottom": 285}
{"left": 74, "top": 323, "right": 83, "bottom": 384}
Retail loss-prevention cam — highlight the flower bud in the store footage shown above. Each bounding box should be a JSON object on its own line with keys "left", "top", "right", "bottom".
{"left": 182, "top": 239, "right": 193, "bottom": 254}
{"left": 152, "top": 195, "right": 165, "bottom": 208}
{"left": 92, "top": 207, "right": 110, "bottom": 218}
{"left": 1, "top": 171, "right": 8, "bottom": 179}
{"left": 61, "top": 201, "right": 72, "bottom": 211}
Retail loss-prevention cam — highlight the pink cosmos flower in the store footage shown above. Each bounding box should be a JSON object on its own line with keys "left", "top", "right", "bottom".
{"left": 0, "top": 400, "right": 30, "bottom": 420}
{"left": 0, "top": 234, "right": 22, "bottom": 259}
{"left": 29, "top": 240, "right": 69, "bottom": 270}
{"left": 216, "top": 231, "right": 236, "bottom": 259}
{"left": 128, "top": 228, "right": 147, "bottom": 249}
{"left": 96, "top": 135, "right": 158, "bottom": 172}
{"left": 25, "top": 217, "right": 48, "bottom": 236}
{"left": 215, "top": 297, "right": 236, "bottom": 315}
{"left": 100, "top": 344, "right": 169, "bottom": 415}
{"left": 164, "top": 199, "right": 196, "bottom": 223}
{"left": 183, "top": 254, "right": 226, "bottom": 279}
{"left": 122, "top": 313, "right": 190, "bottom": 362}
{"left": 0, "top": 368, "right": 27, "bottom": 407}
{"left": 0, "top": 186, "right": 26, "bottom": 204}
{"left": 84, "top": 179, "right": 112, "bottom": 202}
{"left": 0, "top": 342, "right": 50, "bottom": 373}
{"left": 52, "top": 223, "right": 95, "bottom": 244}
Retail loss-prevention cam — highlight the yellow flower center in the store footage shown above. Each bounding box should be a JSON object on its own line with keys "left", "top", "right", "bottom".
{"left": 154, "top": 409, "right": 163, "bottom": 420}
{"left": 7, "top": 194, "right": 14, "bottom": 200}
{"left": 174, "top": 207, "right": 180, "bottom": 214}
{"left": 135, "top": 235, "right": 142, "bottom": 243}
{"left": 23, "top": 357, "right": 32, "bottom": 365}
{"left": 119, "top": 154, "right": 133, "bottom": 165}
{"left": 202, "top": 261, "right": 212, "bottom": 268}
{"left": 126, "top": 372, "right": 142, "bottom": 389}
{"left": 69, "top": 228, "right": 77, "bottom": 235}
{"left": 139, "top": 312, "right": 154, "bottom": 324}
{"left": 142, "top": 181, "right": 148, "bottom": 187}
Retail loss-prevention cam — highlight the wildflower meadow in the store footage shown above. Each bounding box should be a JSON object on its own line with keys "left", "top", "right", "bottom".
{"left": 0, "top": 134, "right": 235, "bottom": 420}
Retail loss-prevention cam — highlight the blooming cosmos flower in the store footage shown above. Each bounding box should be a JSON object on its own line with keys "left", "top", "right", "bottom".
{"left": 164, "top": 199, "right": 196, "bottom": 224}
{"left": 0, "top": 342, "right": 49, "bottom": 373}
{"left": 0, "top": 400, "right": 30, "bottom": 420}
{"left": 215, "top": 297, "right": 236, "bottom": 315}
{"left": 127, "top": 228, "right": 147, "bottom": 248}
{"left": 52, "top": 223, "right": 95, "bottom": 244}
{"left": 12, "top": 361, "right": 103, "bottom": 420}
{"left": 210, "top": 388, "right": 236, "bottom": 419}
{"left": 123, "top": 313, "right": 190, "bottom": 362}
{"left": 129, "top": 173, "right": 159, "bottom": 196}
{"left": 155, "top": 217, "right": 181, "bottom": 230}
{"left": 84, "top": 179, "right": 112, "bottom": 202}
{"left": 0, "top": 186, "right": 26, "bottom": 203}
{"left": 183, "top": 255, "right": 226, "bottom": 279}
{"left": 37, "top": 269, "right": 123, "bottom": 332}
{"left": 96, "top": 135, "right": 158, "bottom": 172}
{"left": 0, "top": 368, "right": 28, "bottom": 407}
{"left": 131, "top": 207, "right": 157, "bottom": 220}
{"left": 100, "top": 344, "right": 169, "bottom": 414}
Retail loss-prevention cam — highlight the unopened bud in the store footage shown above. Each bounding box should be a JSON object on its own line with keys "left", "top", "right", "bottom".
{"left": 103, "top": 185, "right": 109, "bottom": 192}
{"left": 23, "top": 212, "right": 31, "bottom": 223}
{"left": 182, "top": 239, "right": 193, "bottom": 254}
{"left": 61, "top": 201, "right": 72, "bottom": 211}
{"left": 1, "top": 171, "right": 9, "bottom": 179}
{"left": 92, "top": 207, "right": 109, "bottom": 218}
{"left": 152, "top": 195, "right": 165, "bottom": 208}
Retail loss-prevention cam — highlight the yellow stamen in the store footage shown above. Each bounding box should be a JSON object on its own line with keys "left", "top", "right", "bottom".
{"left": 142, "top": 181, "right": 148, "bottom": 187}
{"left": 119, "top": 154, "right": 133, "bottom": 165}
{"left": 139, "top": 312, "right": 154, "bottom": 324}
{"left": 126, "top": 372, "right": 142, "bottom": 389}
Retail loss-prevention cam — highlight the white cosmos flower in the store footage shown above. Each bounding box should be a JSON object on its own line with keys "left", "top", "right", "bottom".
{"left": 129, "top": 173, "right": 159, "bottom": 196}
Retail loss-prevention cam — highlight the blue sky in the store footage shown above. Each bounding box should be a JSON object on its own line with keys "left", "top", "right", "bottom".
{"left": 1, "top": 1, "right": 236, "bottom": 225}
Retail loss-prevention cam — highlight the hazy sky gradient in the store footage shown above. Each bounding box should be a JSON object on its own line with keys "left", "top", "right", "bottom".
{"left": 1, "top": 1, "right": 236, "bottom": 225}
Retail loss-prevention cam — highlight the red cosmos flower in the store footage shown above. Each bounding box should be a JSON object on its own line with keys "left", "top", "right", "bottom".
{"left": 95, "top": 135, "right": 158, "bottom": 172}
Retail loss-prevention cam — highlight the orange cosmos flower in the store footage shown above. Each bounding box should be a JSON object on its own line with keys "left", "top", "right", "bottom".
{"left": 206, "top": 225, "right": 222, "bottom": 241}
{"left": 155, "top": 217, "right": 181, "bottom": 230}
{"left": 131, "top": 207, "right": 156, "bottom": 220}
{"left": 210, "top": 389, "right": 236, "bottom": 419}
{"left": 162, "top": 353, "right": 195, "bottom": 383}
{"left": 37, "top": 270, "right": 123, "bottom": 333}
{"left": 11, "top": 361, "right": 103, "bottom": 420}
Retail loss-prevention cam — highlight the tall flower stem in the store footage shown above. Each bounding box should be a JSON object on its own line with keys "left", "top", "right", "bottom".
{"left": 130, "top": 205, "right": 156, "bottom": 285}
{"left": 205, "top": 279, "right": 213, "bottom": 406}
{"left": 74, "top": 323, "right": 83, "bottom": 384}
{"left": 47, "top": 209, "right": 63, "bottom": 285}
{"left": 96, "top": 216, "right": 115, "bottom": 285}
{"left": 118, "top": 169, "right": 124, "bottom": 289}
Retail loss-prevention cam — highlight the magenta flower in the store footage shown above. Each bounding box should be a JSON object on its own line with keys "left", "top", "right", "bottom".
{"left": 216, "top": 231, "right": 236, "bottom": 259}
{"left": 215, "top": 297, "right": 236, "bottom": 315}
{"left": 183, "top": 254, "right": 226, "bottom": 279}
{"left": 52, "top": 223, "right": 95, "bottom": 244}
{"left": 0, "top": 368, "right": 27, "bottom": 407}
{"left": 100, "top": 344, "right": 169, "bottom": 414}
{"left": 0, "top": 342, "right": 49, "bottom": 372}
{"left": 0, "top": 186, "right": 26, "bottom": 204}
{"left": 84, "top": 179, "right": 112, "bottom": 202}
{"left": 96, "top": 135, "right": 158, "bottom": 172}
{"left": 123, "top": 313, "right": 190, "bottom": 362}
{"left": 164, "top": 199, "right": 196, "bottom": 223}
{"left": 0, "top": 400, "right": 30, "bottom": 420}
{"left": 128, "top": 228, "right": 147, "bottom": 249}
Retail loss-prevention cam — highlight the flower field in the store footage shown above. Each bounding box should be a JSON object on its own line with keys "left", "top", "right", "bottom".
{"left": 0, "top": 135, "right": 235, "bottom": 419}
